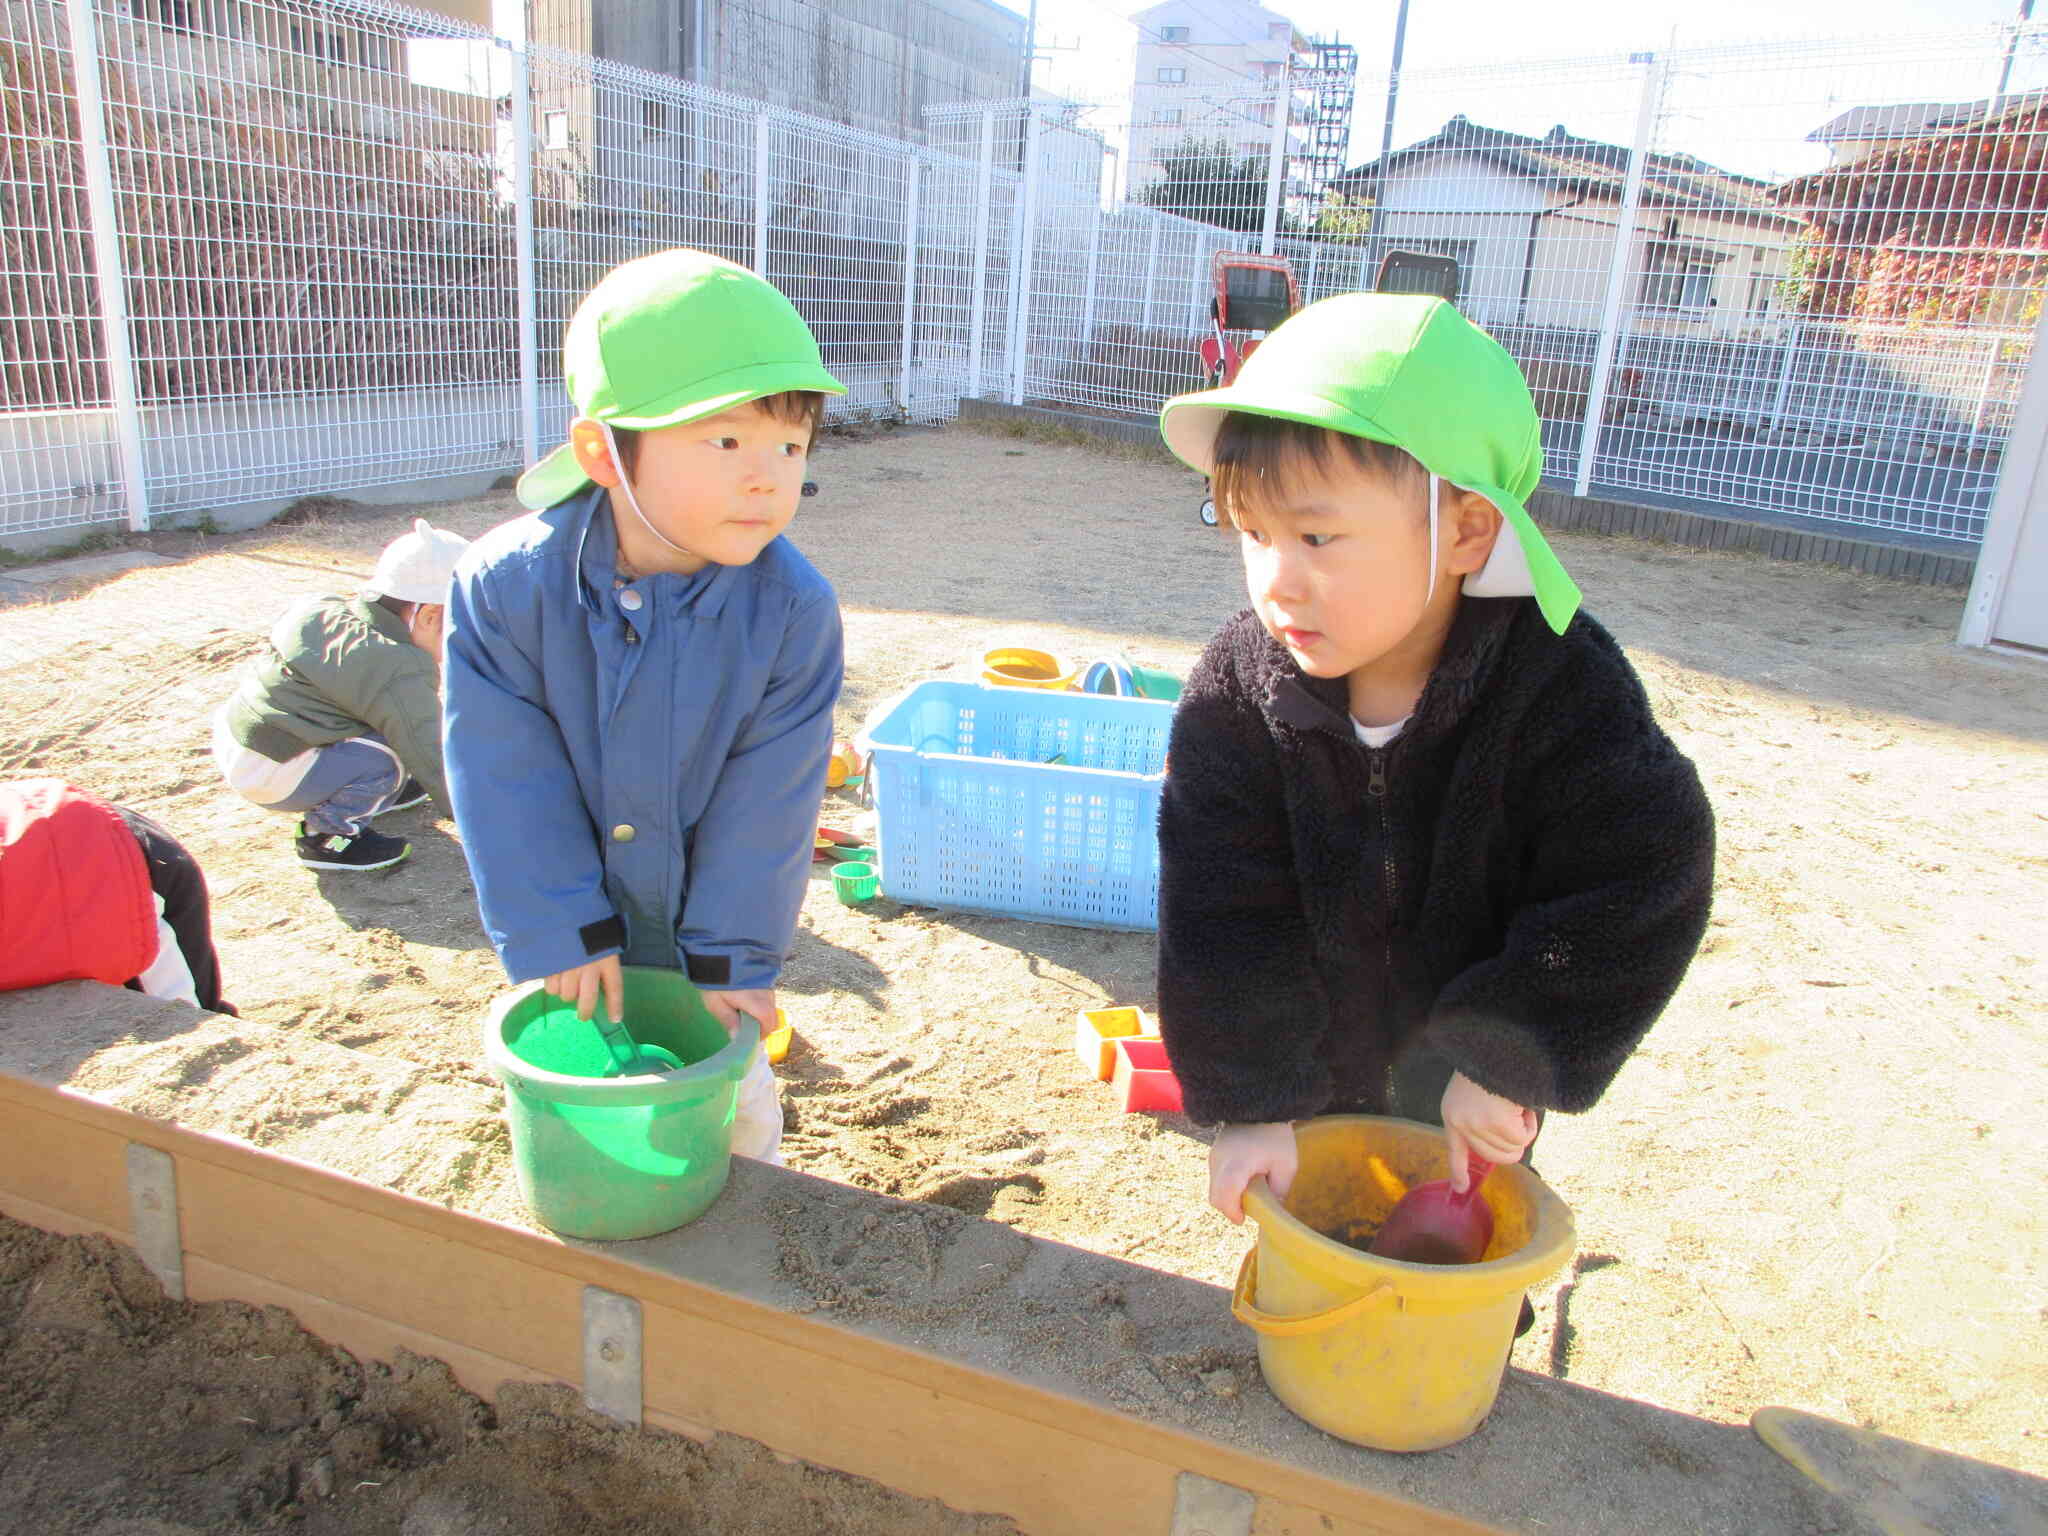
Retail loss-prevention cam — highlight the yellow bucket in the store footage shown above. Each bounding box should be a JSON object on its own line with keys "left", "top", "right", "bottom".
{"left": 1234, "top": 1115, "right": 1576, "bottom": 1452}
{"left": 980, "top": 645, "right": 1078, "bottom": 690}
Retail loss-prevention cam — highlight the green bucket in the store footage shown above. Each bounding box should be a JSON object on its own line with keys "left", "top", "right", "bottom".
{"left": 1128, "top": 663, "right": 1183, "bottom": 702}
{"left": 482, "top": 968, "right": 760, "bottom": 1241}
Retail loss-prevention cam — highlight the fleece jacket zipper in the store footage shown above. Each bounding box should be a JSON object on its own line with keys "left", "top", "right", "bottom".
{"left": 1366, "top": 744, "right": 1401, "bottom": 1106}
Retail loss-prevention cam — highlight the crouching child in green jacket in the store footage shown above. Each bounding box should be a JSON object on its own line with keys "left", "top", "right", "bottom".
{"left": 211, "top": 518, "right": 469, "bottom": 872}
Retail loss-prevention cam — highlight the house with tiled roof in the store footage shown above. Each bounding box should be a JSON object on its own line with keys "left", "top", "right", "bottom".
{"left": 1805, "top": 92, "right": 2048, "bottom": 168}
{"left": 1335, "top": 115, "right": 1804, "bottom": 337}
{"left": 1774, "top": 93, "right": 2048, "bottom": 329}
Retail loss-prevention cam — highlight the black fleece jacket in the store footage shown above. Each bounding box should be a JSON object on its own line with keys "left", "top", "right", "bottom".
{"left": 1155, "top": 596, "right": 1715, "bottom": 1125}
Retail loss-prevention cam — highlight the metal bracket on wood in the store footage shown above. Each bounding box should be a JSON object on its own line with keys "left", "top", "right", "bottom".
{"left": 582, "top": 1286, "right": 643, "bottom": 1428}
{"left": 124, "top": 1143, "right": 183, "bottom": 1301}
{"left": 1170, "top": 1471, "right": 1255, "bottom": 1536}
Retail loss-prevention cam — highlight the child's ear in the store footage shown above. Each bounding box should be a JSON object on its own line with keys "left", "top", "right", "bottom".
{"left": 1444, "top": 488, "right": 1504, "bottom": 577}
{"left": 569, "top": 418, "right": 621, "bottom": 487}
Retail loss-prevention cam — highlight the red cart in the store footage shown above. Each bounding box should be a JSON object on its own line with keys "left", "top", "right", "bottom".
{"left": 1196, "top": 251, "right": 1301, "bottom": 525}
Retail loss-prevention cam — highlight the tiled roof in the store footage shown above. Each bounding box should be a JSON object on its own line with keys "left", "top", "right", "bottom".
{"left": 1807, "top": 91, "right": 2048, "bottom": 145}
{"left": 1338, "top": 115, "right": 1798, "bottom": 225}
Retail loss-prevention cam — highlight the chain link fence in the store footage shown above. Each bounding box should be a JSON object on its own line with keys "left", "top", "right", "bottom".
{"left": 4, "top": 0, "right": 2038, "bottom": 548}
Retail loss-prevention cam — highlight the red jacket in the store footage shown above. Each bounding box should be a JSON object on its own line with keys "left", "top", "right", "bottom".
{"left": 0, "top": 779, "right": 156, "bottom": 991}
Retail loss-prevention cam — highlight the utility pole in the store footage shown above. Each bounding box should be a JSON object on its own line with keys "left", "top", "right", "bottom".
{"left": 1378, "top": 0, "right": 1410, "bottom": 167}
{"left": 1261, "top": 70, "right": 1290, "bottom": 253}
{"left": 1023, "top": 0, "right": 1038, "bottom": 98}
{"left": 1998, "top": 0, "right": 2037, "bottom": 98}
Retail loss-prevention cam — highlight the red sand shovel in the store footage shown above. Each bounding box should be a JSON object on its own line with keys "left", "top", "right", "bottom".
{"left": 1366, "top": 1157, "right": 1496, "bottom": 1265}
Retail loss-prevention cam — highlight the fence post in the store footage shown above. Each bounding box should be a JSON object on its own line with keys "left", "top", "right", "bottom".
{"left": 1964, "top": 337, "right": 2002, "bottom": 463}
{"left": 1007, "top": 105, "right": 1043, "bottom": 406}
{"left": 1764, "top": 319, "right": 1802, "bottom": 437}
{"left": 510, "top": 42, "right": 540, "bottom": 469}
{"left": 752, "top": 111, "right": 771, "bottom": 275}
{"left": 1140, "top": 217, "right": 1162, "bottom": 332}
{"left": 968, "top": 107, "right": 995, "bottom": 399}
{"left": 898, "top": 154, "right": 921, "bottom": 418}
{"left": 1575, "top": 53, "right": 1665, "bottom": 498}
{"left": 1079, "top": 199, "right": 1102, "bottom": 384}
{"left": 64, "top": 0, "right": 149, "bottom": 532}
{"left": 1260, "top": 72, "right": 1290, "bottom": 257}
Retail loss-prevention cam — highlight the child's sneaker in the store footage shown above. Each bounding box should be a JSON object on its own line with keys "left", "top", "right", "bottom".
{"left": 375, "top": 777, "right": 429, "bottom": 816}
{"left": 296, "top": 822, "right": 411, "bottom": 871}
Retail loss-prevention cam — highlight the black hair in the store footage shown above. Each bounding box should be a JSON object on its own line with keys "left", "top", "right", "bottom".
{"left": 1209, "top": 411, "right": 1427, "bottom": 530}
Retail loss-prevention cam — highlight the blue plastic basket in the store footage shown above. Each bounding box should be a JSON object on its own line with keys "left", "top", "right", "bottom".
{"left": 857, "top": 680, "right": 1174, "bottom": 930}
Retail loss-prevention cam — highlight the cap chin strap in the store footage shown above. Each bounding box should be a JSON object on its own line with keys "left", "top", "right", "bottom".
{"left": 1426, "top": 474, "right": 1440, "bottom": 608}
{"left": 599, "top": 422, "right": 703, "bottom": 566}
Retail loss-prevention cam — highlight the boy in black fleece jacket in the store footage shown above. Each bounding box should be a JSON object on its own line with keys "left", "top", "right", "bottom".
{"left": 1153, "top": 295, "right": 1715, "bottom": 1223}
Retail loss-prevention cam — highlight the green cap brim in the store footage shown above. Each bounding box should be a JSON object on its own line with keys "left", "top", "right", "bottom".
{"left": 1160, "top": 384, "right": 1582, "bottom": 636}
{"left": 515, "top": 361, "right": 847, "bottom": 511}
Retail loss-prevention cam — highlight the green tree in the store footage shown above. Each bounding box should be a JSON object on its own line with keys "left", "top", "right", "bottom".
{"left": 1310, "top": 190, "right": 1373, "bottom": 245}
{"left": 1138, "top": 136, "right": 1296, "bottom": 236}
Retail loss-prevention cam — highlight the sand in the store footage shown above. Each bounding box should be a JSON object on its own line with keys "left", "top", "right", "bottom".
{"left": 1, "top": 418, "right": 2044, "bottom": 1523}
{"left": 0, "top": 1218, "right": 1019, "bottom": 1534}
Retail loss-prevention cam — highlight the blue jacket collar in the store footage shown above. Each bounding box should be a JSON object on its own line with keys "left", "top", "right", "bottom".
{"left": 568, "top": 484, "right": 737, "bottom": 619}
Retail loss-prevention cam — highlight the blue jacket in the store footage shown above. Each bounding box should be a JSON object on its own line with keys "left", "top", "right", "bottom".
{"left": 443, "top": 485, "right": 843, "bottom": 990}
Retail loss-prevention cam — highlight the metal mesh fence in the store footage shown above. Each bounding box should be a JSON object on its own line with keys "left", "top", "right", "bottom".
{"left": 3, "top": 1, "right": 2039, "bottom": 549}
{"left": 4, "top": 0, "right": 115, "bottom": 533}
{"left": 1056, "top": 33, "right": 2039, "bottom": 543}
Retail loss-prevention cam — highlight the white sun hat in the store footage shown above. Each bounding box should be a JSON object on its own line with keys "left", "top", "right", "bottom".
{"left": 367, "top": 519, "right": 470, "bottom": 605}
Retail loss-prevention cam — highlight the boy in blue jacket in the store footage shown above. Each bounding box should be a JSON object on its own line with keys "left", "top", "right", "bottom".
{"left": 443, "top": 249, "right": 846, "bottom": 1161}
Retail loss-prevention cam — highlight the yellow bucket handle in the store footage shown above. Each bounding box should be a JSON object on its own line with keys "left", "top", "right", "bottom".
{"left": 1231, "top": 1249, "right": 1397, "bottom": 1338}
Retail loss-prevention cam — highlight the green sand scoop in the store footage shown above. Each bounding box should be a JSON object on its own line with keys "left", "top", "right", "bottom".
{"left": 591, "top": 1004, "right": 685, "bottom": 1077}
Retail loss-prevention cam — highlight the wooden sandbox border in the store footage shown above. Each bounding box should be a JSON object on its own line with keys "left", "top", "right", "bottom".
{"left": 0, "top": 1065, "right": 1497, "bottom": 1536}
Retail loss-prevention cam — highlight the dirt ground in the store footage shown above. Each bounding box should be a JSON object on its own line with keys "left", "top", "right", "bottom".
{"left": 2, "top": 420, "right": 2045, "bottom": 1526}
{"left": 0, "top": 1219, "right": 1017, "bottom": 1535}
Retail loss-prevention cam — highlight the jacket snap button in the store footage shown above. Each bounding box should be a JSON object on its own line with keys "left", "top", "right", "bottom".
{"left": 611, "top": 824, "right": 636, "bottom": 843}
{"left": 618, "top": 588, "right": 643, "bottom": 612}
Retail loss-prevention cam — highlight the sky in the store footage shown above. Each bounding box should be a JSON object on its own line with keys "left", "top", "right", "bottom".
{"left": 1000, "top": 0, "right": 2048, "bottom": 185}
{"left": 455, "top": 1, "right": 2047, "bottom": 189}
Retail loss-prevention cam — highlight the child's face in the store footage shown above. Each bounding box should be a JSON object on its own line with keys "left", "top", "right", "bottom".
{"left": 614, "top": 400, "right": 810, "bottom": 569}
{"left": 1233, "top": 450, "right": 1437, "bottom": 682}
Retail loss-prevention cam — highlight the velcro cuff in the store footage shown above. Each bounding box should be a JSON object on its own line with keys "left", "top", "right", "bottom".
{"left": 579, "top": 915, "right": 626, "bottom": 957}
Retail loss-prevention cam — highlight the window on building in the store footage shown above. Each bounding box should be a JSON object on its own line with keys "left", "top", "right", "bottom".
{"left": 543, "top": 110, "right": 570, "bottom": 151}
{"left": 1160, "top": 25, "right": 1189, "bottom": 42}
{"left": 288, "top": 21, "right": 348, "bottom": 63}
{"left": 1157, "top": 67, "right": 1186, "bottom": 83}
{"left": 1640, "top": 244, "right": 1722, "bottom": 311}
{"left": 279, "top": 18, "right": 393, "bottom": 71}
{"left": 131, "top": 0, "right": 192, "bottom": 30}
{"left": 1157, "top": 108, "right": 1183, "bottom": 124}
